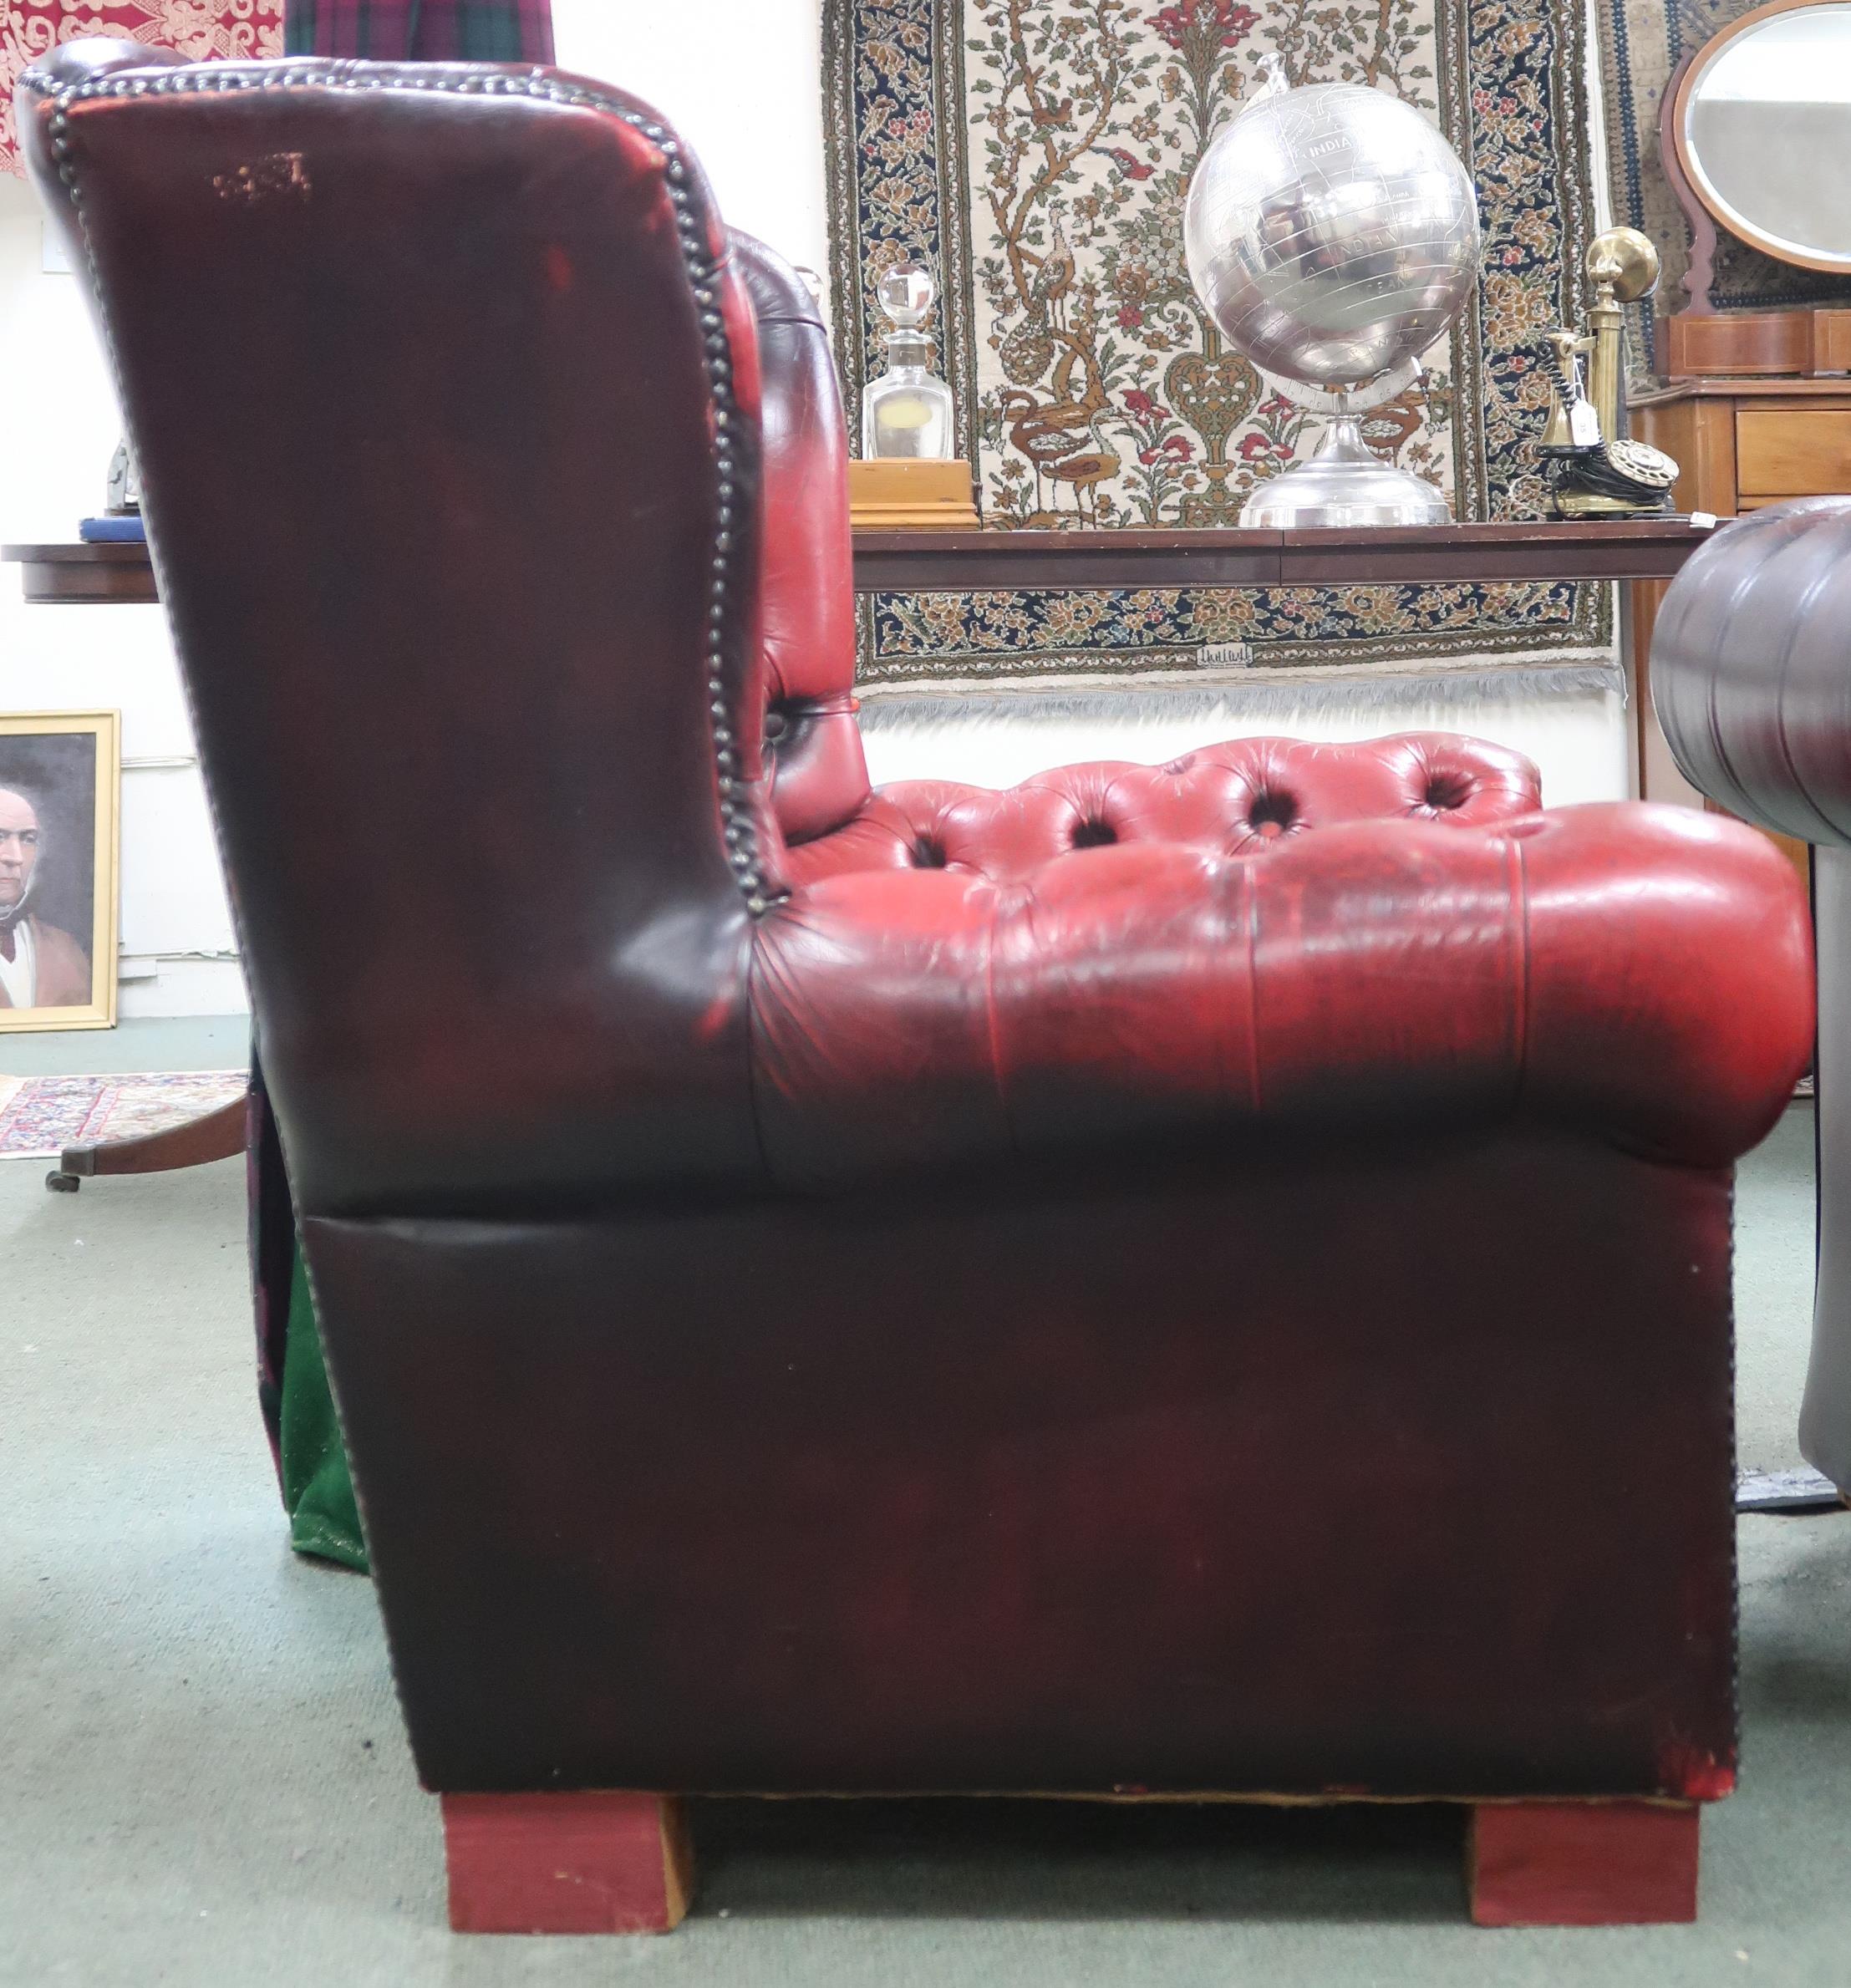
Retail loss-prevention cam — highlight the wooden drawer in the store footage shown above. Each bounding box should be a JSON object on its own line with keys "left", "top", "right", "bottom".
{"left": 1737, "top": 409, "right": 1851, "bottom": 496}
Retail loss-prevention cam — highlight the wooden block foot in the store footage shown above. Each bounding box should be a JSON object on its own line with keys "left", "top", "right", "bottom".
{"left": 1469, "top": 1800, "right": 1700, "bottom": 1926}
{"left": 442, "top": 1792, "right": 692, "bottom": 1935}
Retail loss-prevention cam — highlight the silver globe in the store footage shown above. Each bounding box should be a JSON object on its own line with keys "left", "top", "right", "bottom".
{"left": 1184, "top": 63, "right": 1481, "bottom": 527}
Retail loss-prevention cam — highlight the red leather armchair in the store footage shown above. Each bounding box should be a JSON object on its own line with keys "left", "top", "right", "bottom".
{"left": 20, "top": 45, "right": 1813, "bottom": 1935}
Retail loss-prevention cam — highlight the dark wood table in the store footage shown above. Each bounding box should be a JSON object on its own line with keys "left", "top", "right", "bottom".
{"left": 5, "top": 517, "right": 1716, "bottom": 607}
{"left": 852, "top": 517, "right": 1716, "bottom": 590}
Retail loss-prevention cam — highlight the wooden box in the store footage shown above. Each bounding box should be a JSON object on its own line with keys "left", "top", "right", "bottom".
{"left": 847, "top": 459, "right": 980, "bottom": 531}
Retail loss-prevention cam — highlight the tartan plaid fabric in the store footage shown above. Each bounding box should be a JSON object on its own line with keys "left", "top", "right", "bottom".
{"left": 285, "top": 0, "right": 554, "bottom": 60}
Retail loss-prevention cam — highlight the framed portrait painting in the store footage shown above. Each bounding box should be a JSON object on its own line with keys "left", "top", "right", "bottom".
{"left": 0, "top": 713, "right": 120, "bottom": 1032}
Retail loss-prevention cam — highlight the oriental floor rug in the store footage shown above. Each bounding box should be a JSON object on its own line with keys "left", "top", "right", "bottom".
{"left": 824, "top": 0, "right": 1611, "bottom": 700}
{"left": 0, "top": 1068, "right": 246, "bottom": 1159}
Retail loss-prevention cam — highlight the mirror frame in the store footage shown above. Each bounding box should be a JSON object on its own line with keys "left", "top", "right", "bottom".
{"left": 1667, "top": 0, "right": 1851, "bottom": 279}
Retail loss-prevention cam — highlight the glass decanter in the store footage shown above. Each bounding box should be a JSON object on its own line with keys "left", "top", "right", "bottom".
{"left": 861, "top": 260, "right": 954, "bottom": 460}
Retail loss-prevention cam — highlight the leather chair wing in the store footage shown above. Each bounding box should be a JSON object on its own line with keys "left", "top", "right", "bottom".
{"left": 731, "top": 235, "right": 872, "bottom": 850}
{"left": 22, "top": 50, "right": 779, "bottom": 1215}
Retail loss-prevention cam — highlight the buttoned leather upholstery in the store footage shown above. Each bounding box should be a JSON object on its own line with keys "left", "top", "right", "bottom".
{"left": 21, "top": 47, "right": 1813, "bottom": 1848}
{"left": 1654, "top": 498, "right": 1851, "bottom": 1496}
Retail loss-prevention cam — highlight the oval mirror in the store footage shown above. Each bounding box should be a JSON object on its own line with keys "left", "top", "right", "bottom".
{"left": 1673, "top": 0, "right": 1851, "bottom": 272}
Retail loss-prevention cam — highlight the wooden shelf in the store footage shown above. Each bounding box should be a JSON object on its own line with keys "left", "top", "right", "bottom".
{"left": 3, "top": 540, "right": 158, "bottom": 603}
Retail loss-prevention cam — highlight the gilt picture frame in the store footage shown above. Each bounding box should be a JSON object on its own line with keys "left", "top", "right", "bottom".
{"left": 0, "top": 712, "right": 120, "bottom": 1032}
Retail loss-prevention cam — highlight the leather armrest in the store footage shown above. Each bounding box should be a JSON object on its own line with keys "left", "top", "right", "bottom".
{"left": 1652, "top": 497, "right": 1851, "bottom": 846}
{"left": 750, "top": 802, "right": 1813, "bottom": 1187}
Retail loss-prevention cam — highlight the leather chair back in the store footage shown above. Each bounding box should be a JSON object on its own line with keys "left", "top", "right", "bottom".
{"left": 22, "top": 49, "right": 786, "bottom": 1215}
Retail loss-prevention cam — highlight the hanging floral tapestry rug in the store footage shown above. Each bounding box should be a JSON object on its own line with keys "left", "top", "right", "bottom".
{"left": 1594, "top": 0, "right": 1851, "bottom": 390}
{"left": 1, "top": 3, "right": 282, "bottom": 174}
{"left": 824, "top": 0, "right": 1611, "bottom": 700}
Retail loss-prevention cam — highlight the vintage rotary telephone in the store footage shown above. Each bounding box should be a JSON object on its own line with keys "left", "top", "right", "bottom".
{"left": 1538, "top": 228, "right": 1680, "bottom": 517}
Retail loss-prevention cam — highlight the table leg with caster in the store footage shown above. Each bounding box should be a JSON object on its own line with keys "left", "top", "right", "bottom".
{"left": 46, "top": 1093, "right": 247, "bottom": 1192}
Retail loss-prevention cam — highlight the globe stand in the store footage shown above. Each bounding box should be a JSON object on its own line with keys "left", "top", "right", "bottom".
{"left": 1239, "top": 398, "right": 1447, "bottom": 530}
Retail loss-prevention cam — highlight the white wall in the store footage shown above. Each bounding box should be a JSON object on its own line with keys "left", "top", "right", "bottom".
{"left": 0, "top": 174, "right": 242, "bottom": 1020}
{"left": 552, "top": 0, "right": 829, "bottom": 281}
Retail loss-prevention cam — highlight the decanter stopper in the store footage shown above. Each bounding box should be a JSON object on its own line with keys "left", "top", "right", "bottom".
{"left": 877, "top": 261, "right": 934, "bottom": 331}
{"left": 862, "top": 257, "right": 955, "bottom": 460}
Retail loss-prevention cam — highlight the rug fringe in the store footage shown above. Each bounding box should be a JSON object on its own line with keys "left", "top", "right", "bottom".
{"left": 857, "top": 664, "right": 1625, "bottom": 733}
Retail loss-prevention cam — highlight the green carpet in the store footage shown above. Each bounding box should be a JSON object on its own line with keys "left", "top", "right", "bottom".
{"left": 2, "top": 1096, "right": 1846, "bottom": 1986}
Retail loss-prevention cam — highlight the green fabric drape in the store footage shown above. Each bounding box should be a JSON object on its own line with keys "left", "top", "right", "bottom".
{"left": 278, "top": 1250, "right": 368, "bottom": 1572}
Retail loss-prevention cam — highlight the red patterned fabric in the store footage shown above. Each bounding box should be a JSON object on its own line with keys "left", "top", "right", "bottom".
{"left": 2, "top": 4, "right": 282, "bottom": 173}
